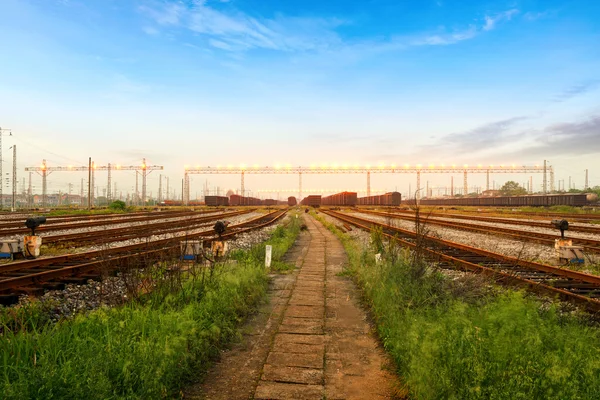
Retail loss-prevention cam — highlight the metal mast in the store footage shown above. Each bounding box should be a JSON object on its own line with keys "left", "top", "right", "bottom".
{"left": 158, "top": 174, "right": 162, "bottom": 203}
{"left": 28, "top": 172, "right": 32, "bottom": 208}
{"left": 107, "top": 163, "right": 112, "bottom": 202}
{"left": 141, "top": 158, "right": 147, "bottom": 205}
{"left": 11, "top": 145, "right": 16, "bottom": 210}
{"left": 42, "top": 159, "right": 48, "bottom": 207}
{"left": 0, "top": 127, "right": 12, "bottom": 209}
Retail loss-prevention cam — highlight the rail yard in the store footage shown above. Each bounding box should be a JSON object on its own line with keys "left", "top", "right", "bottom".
{"left": 4, "top": 1, "right": 600, "bottom": 397}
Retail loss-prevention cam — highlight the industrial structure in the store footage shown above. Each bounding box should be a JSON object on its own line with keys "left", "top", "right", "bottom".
{"left": 25, "top": 158, "right": 163, "bottom": 208}
{"left": 182, "top": 163, "right": 554, "bottom": 206}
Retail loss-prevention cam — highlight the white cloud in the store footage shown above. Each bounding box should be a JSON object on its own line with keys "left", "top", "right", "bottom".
{"left": 483, "top": 9, "right": 519, "bottom": 31}
{"left": 138, "top": 2, "right": 518, "bottom": 54}
{"left": 410, "top": 26, "right": 478, "bottom": 46}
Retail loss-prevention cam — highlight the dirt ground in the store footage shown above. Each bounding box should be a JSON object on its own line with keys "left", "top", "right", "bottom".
{"left": 184, "top": 214, "right": 403, "bottom": 399}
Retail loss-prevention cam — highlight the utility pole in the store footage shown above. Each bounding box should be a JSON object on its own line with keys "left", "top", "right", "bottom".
{"left": 28, "top": 172, "right": 32, "bottom": 208}
{"left": 569, "top": 176, "right": 572, "bottom": 190}
{"left": 158, "top": 174, "right": 162, "bottom": 203}
{"left": 529, "top": 176, "right": 533, "bottom": 194}
{"left": 88, "top": 158, "right": 92, "bottom": 210}
{"left": 11, "top": 145, "right": 16, "bottom": 211}
{"left": 107, "top": 162, "right": 112, "bottom": 202}
{"left": 41, "top": 159, "right": 48, "bottom": 207}
{"left": 451, "top": 176, "right": 454, "bottom": 196}
{"left": 416, "top": 171, "right": 422, "bottom": 199}
{"left": 135, "top": 171, "right": 139, "bottom": 206}
{"left": 0, "top": 127, "right": 12, "bottom": 210}
{"left": 543, "top": 160, "right": 547, "bottom": 194}
{"left": 585, "top": 169, "right": 589, "bottom": 190}
{"left": 141, "top": 158, "right": 147, "bottom": 206}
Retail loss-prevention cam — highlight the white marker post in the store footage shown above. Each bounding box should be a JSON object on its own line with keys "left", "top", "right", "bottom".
{"left": 265, "top": 245, "right": 273, "bottom": 268}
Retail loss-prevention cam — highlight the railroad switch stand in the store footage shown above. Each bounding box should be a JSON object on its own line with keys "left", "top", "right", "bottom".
{"left": 551, "top": 219, "right": 585, "bottom": 264}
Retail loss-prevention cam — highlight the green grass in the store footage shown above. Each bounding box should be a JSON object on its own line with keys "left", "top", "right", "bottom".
{"left": 314, "top": 214, "right": 600, "bottom": 400}
{"left": 0, "top": 215, "right": 301, "bottom": 399}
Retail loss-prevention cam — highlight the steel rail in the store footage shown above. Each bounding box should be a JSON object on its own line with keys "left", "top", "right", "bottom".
{"left": 0, "top": 209, "right": 214, "bottom": 227}
{"left": 354, "top": 209, "right": 600, "bottom": 254}
{"left": 376, "top": 209, "right": 600, "bottom": 234}
{"left": 0, "top": 209, "right": 287, "bottom": 294}
{"left": 0, "top": 210, "right": 227, "bottom": 235}
{"left": 42, "top": 209, "right": 252, "bottom": 246}
{"left": 398, "top": 207, "right": 600, "bottom": 222}
{"left": 322, "top": 209, "right": 600, "bottom": 312}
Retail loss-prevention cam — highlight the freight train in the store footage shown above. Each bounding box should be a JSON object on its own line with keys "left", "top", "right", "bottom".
{"left": 301, "top": 195, "right": 322, "bottom": 207}
{"left": 357, "top": 192, "right": 402, "bottom": 206}
{"left": 322, "top": 192, "right": 358, "bottom": 206}
{"left": 205, "top": 196, "right": 229, "bottom": 206}
{"left": 407, "top": 194, "right": 588, "bottom": 207}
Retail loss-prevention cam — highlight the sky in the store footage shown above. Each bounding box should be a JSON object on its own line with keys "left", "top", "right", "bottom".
{"left": 0, "top": 0, "right": 599, "bottom": 200}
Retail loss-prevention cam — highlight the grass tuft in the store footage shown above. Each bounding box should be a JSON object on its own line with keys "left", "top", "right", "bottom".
{"left": 0, "top": 216, "right": 301, "bottom": 399}
{"left": 315, "top": 213, "right": 600, "bottom": 400}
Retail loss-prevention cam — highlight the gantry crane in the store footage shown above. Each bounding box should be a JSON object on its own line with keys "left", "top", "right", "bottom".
{"left": 25, "top": 158, "right": 163, "bottom": 207}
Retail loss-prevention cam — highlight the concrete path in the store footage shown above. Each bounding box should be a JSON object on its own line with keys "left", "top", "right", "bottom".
{"left": 186, "top": 214, "right": 399, "bottom": 399}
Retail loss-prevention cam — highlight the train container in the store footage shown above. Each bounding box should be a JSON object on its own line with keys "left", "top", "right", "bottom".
{"left": 288, "top": 196, "right": 297, "bottom": 206}
{"left": 322, "top": 192, "right": 358, "bottom": 206}
{"left": 263, "top": 199, "right": 278, "bottom": 206}
{"left": 406, "top": 194, "right": 588, "bottom": 207}
{"left": 205, "top": 196, "right": 229, "bottom": 206}
{"left": 230, "top": 195, "right": 263, "bottom": 206}
{"left": 301, "top": 195, "right": 322, "bottom": 207}
{"left": 357, "top": 192, "right": 401, "bottom": 206}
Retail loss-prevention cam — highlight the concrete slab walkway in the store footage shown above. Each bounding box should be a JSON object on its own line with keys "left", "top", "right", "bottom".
{"left": 185, "top": 214, "right": 399, "bottom": 399}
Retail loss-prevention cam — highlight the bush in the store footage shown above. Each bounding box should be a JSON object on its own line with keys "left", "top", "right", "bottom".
{"left": 109, "top": 200, "right": 127, "bottom": 211}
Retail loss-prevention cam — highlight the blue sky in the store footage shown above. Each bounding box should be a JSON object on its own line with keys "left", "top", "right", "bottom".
{"left": 1, "top": 0, "right": 599, "bottom": 198}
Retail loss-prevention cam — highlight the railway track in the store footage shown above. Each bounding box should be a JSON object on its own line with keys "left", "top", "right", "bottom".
{"left": 0, "top": 210, "right": 227, "bottom": 236}
{"left": 322, "top": 209, "right": 600, "bottom": 312}
{"left": 412, "top": 208, "right": 600, "bottom": 223}
{"left": 381, "top": 209, "right": 600, "bottom": 234}
{"left": 354, "top": 209, "right": 600, "bottom": 254}
{"left": 0, "top": 209, "right": 203, "bottom": 224}
{"left": 41, "top": 209, "right": 253, "bottom": 247}
{"left": 0, "top": 209, "right": 287, "bottom": 304}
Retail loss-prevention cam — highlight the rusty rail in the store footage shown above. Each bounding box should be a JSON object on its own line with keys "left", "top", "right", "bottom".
{"left": 0, "top": 209, "right": 287, "bottom": 297}
{"left": 355, "top": 209, "right": 600, "bottom": 253}
{"left": 323, "top": 209, "right": 600, "bottom": 312}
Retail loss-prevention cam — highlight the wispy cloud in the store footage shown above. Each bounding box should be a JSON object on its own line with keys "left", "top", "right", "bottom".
{"left": 426, "top": 116, "right": 528, "bottom": 154}
{"left": 552, "top": 80, "right": 599, "bottom": 102}
{"left": 138, "top": 1, "right": 519, "bottom": 54}
{"left": 508, "top": 115, "right": 600, "bottom": 158}
{"left": 426, "top": 114, "right": 600, "bottom": 161}
{"left": 483, "top": 9, "right": 519, "bottom": 31}
{"left": 139, "top": 1, "right": 345, "bottom": 52}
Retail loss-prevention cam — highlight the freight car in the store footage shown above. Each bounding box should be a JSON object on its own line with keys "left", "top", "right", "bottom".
{"left": 301, "top": 195, "right": 322, "bottom": 207}
{"left": 407, "top": 194, "right": 588, "bottom": 207}
{"left": 160, "top": 200, "right": 205, "bottom": 206}
{"left": 357, "top": 192, "right": 402, "bottom": 206}
{"left": 322, "top": 192, "right": 358, "bottom": 206}
{"left": 205, "top": 196, "right": 229, "bottom": 206}
{"left": 229, "top": 194, "right": 263, "bottom": 206}
{"left": 288, "top": 196, "right": 297, "bottom": 206}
